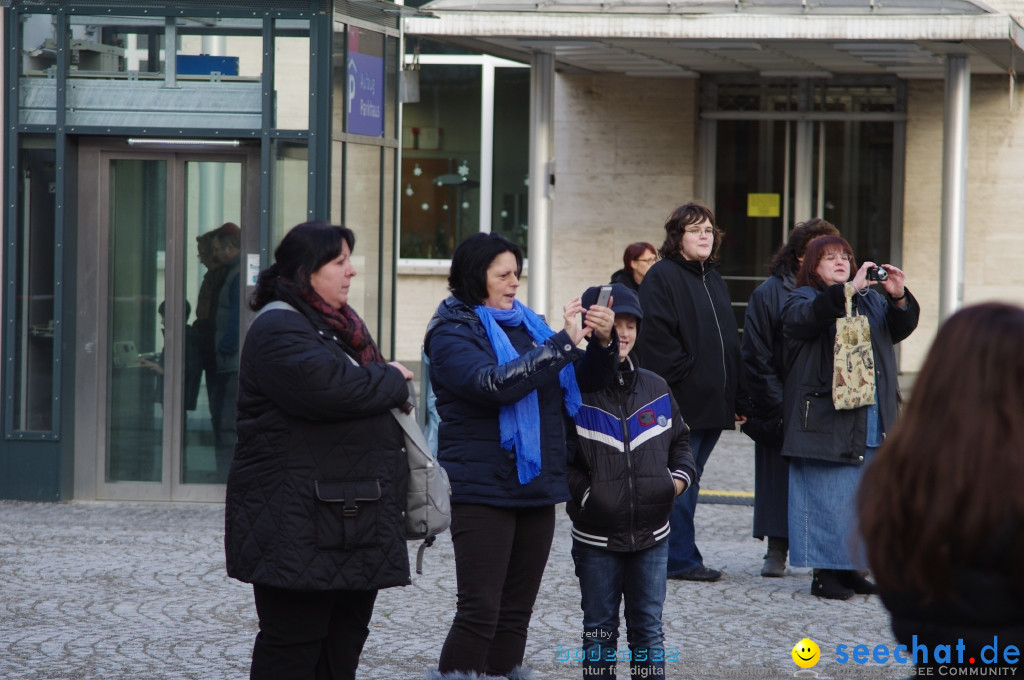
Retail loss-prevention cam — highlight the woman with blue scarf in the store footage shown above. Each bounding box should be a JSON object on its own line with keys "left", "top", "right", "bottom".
{"left": 424, "top": 233, "right": 617, "bottom": 680}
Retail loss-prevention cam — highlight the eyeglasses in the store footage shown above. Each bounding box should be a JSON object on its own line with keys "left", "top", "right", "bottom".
{"left": 633, "top": 257, "right": 657, "bottom": 265}
{"left": 823, "top": 252, "right": 852, "bottom": 262}
{"left": 684, "top": 227, "right": 715, "bottom": 236}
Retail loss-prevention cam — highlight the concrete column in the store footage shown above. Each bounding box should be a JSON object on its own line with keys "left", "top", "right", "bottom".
{"left": 939, "top": 55, "right": 970, "bottom": 321}
{"left": 527, "top": 51, "right": 554, "bottom": 317}
{"left": 793, "top": 120, "right": 813, "bottom": 225}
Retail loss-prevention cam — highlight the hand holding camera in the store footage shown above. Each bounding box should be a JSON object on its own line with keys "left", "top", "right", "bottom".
{"left": 865, "top": 266, "right": 888, "bottom": 282}
{"left": 852, "top": 261, "right": 906, "bottom": 302}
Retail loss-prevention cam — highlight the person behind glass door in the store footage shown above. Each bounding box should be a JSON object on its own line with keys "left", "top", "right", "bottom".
{"left": 138, "top": 300, "right": 196, "bottom": 409}
{"left": 781, "top": 235, "right": 918, "bottom": 600}
{"left": 741, "top": 219, "right": 839, "bottom": 578}
{"left": 423, "top": 232, "right": 617, "bottom": 679}
{"left": 858, "top": 302, "right": 1024, "bottom": 669}
{"left": 636, "top": 202, "right": 747, "bottom": 583}
{"left": 211, "top": 222, "right": 241, "bottom": 481}
{"left": 194, "top": 230, "right": 227, "bottom": 440}
{"left": 610, "top": 241, "right": 658, "bottom": 292}
{"left": 225, "top": 221, "right": 415, "bottom": 680}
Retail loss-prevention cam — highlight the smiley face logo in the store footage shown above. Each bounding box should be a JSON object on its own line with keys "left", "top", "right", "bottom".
{"left": 792, "top": 638, "right": 821, "bottom": 668}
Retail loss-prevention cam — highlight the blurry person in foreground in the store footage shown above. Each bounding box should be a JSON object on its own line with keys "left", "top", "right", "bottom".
{"left": 858, "top": 302, "right": 1024, "bottom": 670}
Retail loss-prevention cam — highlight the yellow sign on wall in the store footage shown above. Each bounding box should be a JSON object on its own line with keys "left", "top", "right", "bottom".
{"left": 748, "top": 193, "right": 780, "bottom": 218}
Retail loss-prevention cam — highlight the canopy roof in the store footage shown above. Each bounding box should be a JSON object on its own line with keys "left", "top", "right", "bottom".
{"left": 408, "top": 0, "right": 1024, "bottom": 78}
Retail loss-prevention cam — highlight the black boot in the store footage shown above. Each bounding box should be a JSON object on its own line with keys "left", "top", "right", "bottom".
{"left": 811, "top": 569, "right": 855, "bottom": 600}
{"left": 760, "top": 537, "right": 788, "bottom": 577}
{"left": 836, "top": 570, "right": 879, "bottom": 595}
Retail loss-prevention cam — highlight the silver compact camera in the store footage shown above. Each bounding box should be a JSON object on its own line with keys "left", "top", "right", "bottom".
{"left": 866, "top": 266, "right": 889, "bottom": 282}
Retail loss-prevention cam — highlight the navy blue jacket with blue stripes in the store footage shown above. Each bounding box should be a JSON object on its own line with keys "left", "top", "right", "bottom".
{"left": 566, "top": 360, "right": 696, "bottom": 552}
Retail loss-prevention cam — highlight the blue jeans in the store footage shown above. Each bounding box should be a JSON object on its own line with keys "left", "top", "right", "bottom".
{"left": 572, "top": 540, "right": 669, "bottom": 679}
{"left": 666, "top": 428, "right": 722, "bottom": 576}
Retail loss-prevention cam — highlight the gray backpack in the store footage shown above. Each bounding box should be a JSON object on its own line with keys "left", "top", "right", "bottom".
{"left": 254, "top": 301, "right": 451, "bottom": 573}
{"left": 390, "top": 382, "right": 452, "bottom": 573}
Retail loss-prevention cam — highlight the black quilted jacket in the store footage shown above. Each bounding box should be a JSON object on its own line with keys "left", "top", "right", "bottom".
{"left": 225, "top": 294, "right": 411, "bottom": 591}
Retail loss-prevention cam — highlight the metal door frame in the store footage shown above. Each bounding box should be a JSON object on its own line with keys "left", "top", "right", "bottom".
{"left": 74, "top": 138, "right": 259, "bottom": 502}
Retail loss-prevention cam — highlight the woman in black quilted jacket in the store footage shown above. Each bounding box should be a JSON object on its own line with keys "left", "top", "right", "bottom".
{"left": 225, "top": 221, "right": 415, "bottom": 680}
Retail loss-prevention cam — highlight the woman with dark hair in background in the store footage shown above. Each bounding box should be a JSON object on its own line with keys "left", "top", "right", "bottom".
{"left": 610, "top": 241, "right": 658, "bottom": 292}
{"left": 424, "top": 232, "right": 617, "bottom": 679}
{"left": 637, "top": 202, "right": 746, "bottom": 583}
{"left": 741, "top": 218, "right": 839, "bottom": 577}
{"left": 858, "top": 302, "right": 1024, "bottom": 670}
{"left": 225, "top": 221, "right": 415, "bottom": 680}
{"left": 782, "top": 235, "right": 918, "bottom": 600}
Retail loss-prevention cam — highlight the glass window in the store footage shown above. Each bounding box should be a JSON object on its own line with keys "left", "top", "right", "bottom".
{"left": 181, "top": 161, "right": 243, "bottom": 485}
{"left": 400, "top": 63, "right": 482, "bottom": 259}
{"left": 106, "top": 159, "right": 167, "bottom": 483}
{"left": 491, "top": 67, "right": 530, "bottom": 256}
{"left": 343, "top": 143, "right": 383, "bottom": 327}
{"left": 272, "top": 140, "right": 310, "bottom": 246}
{"left": 709, "top": 80, "right": 900, "bottom": 332}
{"left": 18, "top": 14, "right": 268, "bottom": 128}
{"left": 11, "top": 139, "right": 58, "bottom": 433}
{"left": 274, "top": 30, "right": 310, "bottom": 130}
{"left": 338, "top": 142, "right": 397, "bottom": 351}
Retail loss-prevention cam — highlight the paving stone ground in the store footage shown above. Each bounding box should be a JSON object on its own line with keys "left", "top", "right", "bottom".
{"left": 0, "top": 431, "right": 910, "bottom": 679}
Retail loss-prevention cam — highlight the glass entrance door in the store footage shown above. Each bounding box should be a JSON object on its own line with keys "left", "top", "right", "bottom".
{"left": 707, "top": 80, "right": 903, "bottom": 331}
{"left": 77, "top": 140, "right": 258, "bottom": 501}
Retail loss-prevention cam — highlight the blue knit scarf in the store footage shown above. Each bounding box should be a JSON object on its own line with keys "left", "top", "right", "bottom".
{"left": 475, "top": 300, "right": 582, "bottom": 485}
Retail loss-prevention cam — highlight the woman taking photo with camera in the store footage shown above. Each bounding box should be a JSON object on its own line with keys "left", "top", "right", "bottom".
{"left": 781, "top": 235, "right": 919, "bottom": 600}
{"left": 424, "top": 232, "right": 617, "bottom": 679}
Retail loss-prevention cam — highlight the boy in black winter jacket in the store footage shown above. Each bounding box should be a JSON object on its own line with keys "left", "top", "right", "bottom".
{"left": 566, "top": 283, "right": 696, "bottom": 680}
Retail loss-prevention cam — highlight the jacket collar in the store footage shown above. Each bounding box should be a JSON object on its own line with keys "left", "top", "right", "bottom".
{"left": 424, "top": 295, "right": 485, "bottom": 351}
{"left": 611, "top": 355, "right": 638, "bottom": 392}
{"left": 666, "top": 252, "right": 719, "bottom": 276}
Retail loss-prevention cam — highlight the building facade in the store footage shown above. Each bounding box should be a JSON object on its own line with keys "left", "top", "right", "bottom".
{"left": 1, "top": 0, "right": 411, "bottom": 501}
{"left": 6, "top": 0, "right": 1024, "bottom": 502}
{"left": 395, "top": 0, "right": 1024, "bottom": 380}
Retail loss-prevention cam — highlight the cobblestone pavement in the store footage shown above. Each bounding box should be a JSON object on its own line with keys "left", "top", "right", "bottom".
{"left": 0, "top": 432, "right": 908, "bottom": 680}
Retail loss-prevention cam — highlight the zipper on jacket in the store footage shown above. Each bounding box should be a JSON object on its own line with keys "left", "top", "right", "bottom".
{"left": 701, "top": 264, "right": 728, "bottom": 394}
{"left": 803, "top": 399, "right": 810, "bottom": 429}
{"left": 618, "top": 394, "right": 638, "bottom": 551}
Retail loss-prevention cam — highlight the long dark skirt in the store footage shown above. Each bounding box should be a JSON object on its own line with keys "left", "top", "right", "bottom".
{"left": 752, "top": 442, "right": 789, "bottom": 540}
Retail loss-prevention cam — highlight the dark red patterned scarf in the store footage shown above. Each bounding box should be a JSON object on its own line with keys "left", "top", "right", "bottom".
{"left": 278, "top": 279, "right": 385, "bottom": 366}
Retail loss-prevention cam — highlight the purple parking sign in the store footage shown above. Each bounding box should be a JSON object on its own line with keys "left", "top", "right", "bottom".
{"left": 347, "top": 51, "right": 384, "bottom": 137}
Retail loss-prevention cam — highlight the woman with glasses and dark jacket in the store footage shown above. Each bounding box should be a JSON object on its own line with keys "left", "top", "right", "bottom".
{"left": 782, "top": 235, "right": 919, "bottom": 600}
{"left": 610, "top": 241, "right": 658, "bottom": 292}
{"left": 636, "top": 202, "right": 747, "bottom": 583}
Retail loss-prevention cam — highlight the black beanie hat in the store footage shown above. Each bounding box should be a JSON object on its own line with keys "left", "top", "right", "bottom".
{"left": 581, "top": 282, "right": 643, "bottom": 321}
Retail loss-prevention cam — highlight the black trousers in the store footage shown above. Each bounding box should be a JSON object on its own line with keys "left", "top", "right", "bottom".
{"left": 438, "top": 503, "right": 556, "bottom": 676}
{"left": 250, "top": 584, "right": 377, "bottom": 680}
